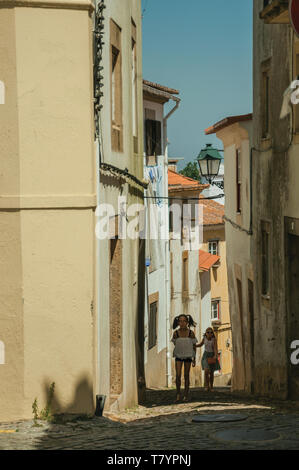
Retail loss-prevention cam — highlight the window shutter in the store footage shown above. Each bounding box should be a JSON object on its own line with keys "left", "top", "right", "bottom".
{"left": 154, "top": 120, "right": 162, "bottom": 155}
{"left": 145, "top": 119, "right": 153, "bottom": 156}
{"left": 145, "top": 119, "right": 162, "bottom": 156}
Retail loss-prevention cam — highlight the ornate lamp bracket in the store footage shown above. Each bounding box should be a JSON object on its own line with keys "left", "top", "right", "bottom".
{"left": 94, "top": 0, "right": 105, "bottom": 140}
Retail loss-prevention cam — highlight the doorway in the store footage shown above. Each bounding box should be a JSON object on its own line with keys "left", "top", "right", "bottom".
{"left": 109, "top": 237, "right": 123, "bottom": 404}
{"left": 286, "top": 217, "right": 299, "bottom": 398}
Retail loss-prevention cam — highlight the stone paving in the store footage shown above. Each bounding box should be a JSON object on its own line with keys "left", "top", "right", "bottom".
{"left": 1, "top": 387, "right": 299, "bottom": 450}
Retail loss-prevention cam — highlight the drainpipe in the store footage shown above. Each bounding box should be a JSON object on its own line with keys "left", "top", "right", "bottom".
{"left": 163, "top": 98, "right": 180, "bottom": 387}
{"left": 95, "top": 139, "right": 103, "bottom": 409}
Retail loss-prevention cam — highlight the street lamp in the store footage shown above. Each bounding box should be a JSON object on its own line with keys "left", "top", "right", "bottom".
{"left": 197, "top": 144, "right": 224, "bottom": 190}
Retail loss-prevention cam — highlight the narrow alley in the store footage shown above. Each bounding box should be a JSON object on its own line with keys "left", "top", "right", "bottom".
{"left": 1, "top": 0, "right": 299, "bottom": 455}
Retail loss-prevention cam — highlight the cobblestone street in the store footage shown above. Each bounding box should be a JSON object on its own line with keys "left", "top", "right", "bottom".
{"left": 1, "top": 388, "right": 299, "bottom": 450}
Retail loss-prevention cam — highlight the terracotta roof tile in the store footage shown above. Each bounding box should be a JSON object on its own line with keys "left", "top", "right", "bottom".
{"left": 167, "top": 170, "right": 224, "bottom": 225}
{"left": 168, "top": 170, "right": 209, "bottom": 191}
{"left": 199, "top": 250, "right": 220, "bottom": 271}
{"left": 199, "top": 197, "right": 225, "bottom": 226}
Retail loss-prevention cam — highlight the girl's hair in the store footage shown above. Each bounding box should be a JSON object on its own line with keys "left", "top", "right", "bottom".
{"left": 204, "top": 327, "right": 216, "bottom": 339}
{"left": 172, "top": 314, "right": 197, "bottom": 329}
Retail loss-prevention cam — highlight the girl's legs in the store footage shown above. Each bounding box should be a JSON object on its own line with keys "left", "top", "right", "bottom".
{"left": 204, "top": 368, "right": 210, "bottom": 391}
{"left": 175, "top": 361, "right": 183, "bottom": 401}
{"left": 183, "top": 362, "right": 191, "bottom": 400}
{"left": 209, "top": 370, "right": 214, "bottom": 391}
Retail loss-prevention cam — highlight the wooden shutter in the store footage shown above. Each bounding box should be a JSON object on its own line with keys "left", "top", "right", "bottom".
{"left": 145, "top": 119, "right": 162, "bottom": 156}
{"left": 154, "top": 120, "right": 162, "bottom": 155}
{"left": 145, "top": 119, "right": 153, "bottom": 156}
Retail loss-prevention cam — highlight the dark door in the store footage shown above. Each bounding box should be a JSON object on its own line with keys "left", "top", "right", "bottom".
{"left": 287, "top": 233, "right": 299, "bottom": 398}
{"left": 248, "top": 279, "right": 255, "bottom": 393}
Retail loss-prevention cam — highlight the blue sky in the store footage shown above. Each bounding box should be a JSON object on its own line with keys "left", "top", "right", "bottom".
{"left": 141, "top": 0, "right": 253, "bottom": 169}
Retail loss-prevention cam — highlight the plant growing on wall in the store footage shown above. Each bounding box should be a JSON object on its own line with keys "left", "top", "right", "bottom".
{"left": 31, "top": 382, "right": 56, "bottom": 425}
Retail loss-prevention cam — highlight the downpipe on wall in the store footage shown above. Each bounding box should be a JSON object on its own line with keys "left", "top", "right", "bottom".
{"left": 163, "top": 99, "right": 180, "bottom": 387}
{"left": 94, "top": 0, "right": 106, "bottom": 415}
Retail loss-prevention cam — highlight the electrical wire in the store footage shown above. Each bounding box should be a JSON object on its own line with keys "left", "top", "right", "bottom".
{"left": 223, "top": 215, "right": 252, "bottom": 236}
{"left": 144, "top": 194, "right": 225, "bottom": 202}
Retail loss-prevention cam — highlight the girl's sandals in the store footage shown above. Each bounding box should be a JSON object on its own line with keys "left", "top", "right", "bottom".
{"left": 183, "top": 395, "right": 190, "bottom": 402}
{"left": 175, "top": 395, "right": 181, "bottom": 403}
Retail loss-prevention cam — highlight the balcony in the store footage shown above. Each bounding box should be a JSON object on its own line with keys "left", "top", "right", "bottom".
{"left": 260, "top": 0, "right": 289, "bottom": 24}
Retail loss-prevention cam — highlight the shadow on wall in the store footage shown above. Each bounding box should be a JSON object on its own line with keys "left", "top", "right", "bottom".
{"left": 135, "top": 236, "right": 146, "bottom": 404}
{"left": 41, "top": 375, "right": 94, "bottom": 417}
{"left": 30, "top": 375, "right": 95, "bottom": 450}
{"left": 212, "top": 268, "right": 218, "bottom": 282}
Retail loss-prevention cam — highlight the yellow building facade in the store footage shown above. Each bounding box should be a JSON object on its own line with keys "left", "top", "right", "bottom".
{"left": 0, "top": 0, "right": 146, "bottom": 421}
{"left": 201, "top": 202, "right": 232, "bottom": 385}
{"left": 0, "top": 0, "right": 97, "bottom": 421}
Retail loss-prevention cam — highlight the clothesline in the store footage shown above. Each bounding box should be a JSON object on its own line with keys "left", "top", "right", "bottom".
{"left": 144, "top": 194, "right": 225, "bottom": 201}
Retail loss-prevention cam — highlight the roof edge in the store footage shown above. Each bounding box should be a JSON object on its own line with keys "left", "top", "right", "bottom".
{"left": 205, "top": 113, "right": 253, "bottom": 135}
{"left": 143, "top": 79, "right": 179, "bottom": 95}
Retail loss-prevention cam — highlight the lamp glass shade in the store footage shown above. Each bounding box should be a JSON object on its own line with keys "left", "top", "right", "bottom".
{"left": 209, "top": 159, "right": 221, "bottom": 177}
{"left": 199, "top": 159, "right": 208, "bottom": 176}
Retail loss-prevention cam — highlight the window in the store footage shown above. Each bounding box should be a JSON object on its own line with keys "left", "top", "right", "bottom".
{"left": 110, "top": 20, "right": 123, "bottom": 152}
{"left": 169, "top": 208, "right": 173, "bottom": 233}
{"left": 211, "top": 299, "right": 221, "bottom": 322}
{"left": 145, "top": 119, "right": 162, "bottom": 157}
{"left": 261, "top": 60, "right": 271, "bottom": 139}
{"left": 144, "top": 109, "right": 157, "bottom": 165}
{"left": 148, "top": 298, "right": 158, "bottom": 349}
{"left": 182, "top": 251, "right": 189, "bottom": 298}
{"left": 236, "top": 149, "right": 242, "bottom": 213}
{"left": 208, "top": 240, "right": 219, "bottom": 256}
{"left": 261, "top": 221, "right": 270, "bottom": 297}
{"left": 131, "top": 20, "right": 138, "bottom": 153}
